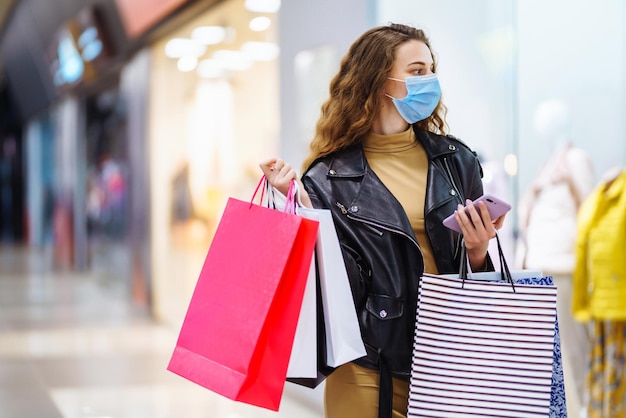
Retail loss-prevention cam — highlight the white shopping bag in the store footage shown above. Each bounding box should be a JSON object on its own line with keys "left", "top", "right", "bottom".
{"left": 298, "top": 207, "right": 366, "bottom": 368}
{"left": 286, "top": 251, "right": 318, "bottom": 378}
{"left": 262, "top": 181, "right": 319, "bottom": 380}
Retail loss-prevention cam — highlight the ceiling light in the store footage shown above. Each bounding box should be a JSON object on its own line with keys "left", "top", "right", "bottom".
{"left": 165, "top": 38, "right": 206, "bottom": 58}
{"left": 241, "top": 41, "right": 279, "bottom": 61}
{"left": 245, "top": 0, "right": 280, "bottom": 13}
{"left": 249, "top": 16, "right": 271, "bottom": 32}
{"left": 191, "top": 26, "right": 227, "bottom": 45}
{"left": 177, "top": 56, "right": 198, "bottom": 72}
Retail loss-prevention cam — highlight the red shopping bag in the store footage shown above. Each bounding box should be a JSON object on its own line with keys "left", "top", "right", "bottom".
{"left": 167, "top": 179, "right": 318, "bottom": 411}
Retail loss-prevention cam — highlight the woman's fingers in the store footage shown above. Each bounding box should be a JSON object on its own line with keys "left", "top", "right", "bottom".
{"left": 259, "top": 158, "right": 278, "bottom": 177}
{"left": 493, "top": 213, "right": 507, "bottom": 230}
{"left": 475, "top": 201, "right": 494, "bottom": 233}
{"left": 456, "top": 200, "right": 496, "bottom": 250}
{"left": 259, "top": 158, "right": 297, "bottom": 196}
{"left": 259, "top": 158, "right": 313, "bottom": 208}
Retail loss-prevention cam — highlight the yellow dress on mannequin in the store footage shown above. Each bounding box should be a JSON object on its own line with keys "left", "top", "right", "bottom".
{"left": 572, "top": 168, "right": 626, "bottom": 418}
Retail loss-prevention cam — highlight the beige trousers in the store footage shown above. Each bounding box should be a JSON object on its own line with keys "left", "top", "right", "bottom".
{"left": 324, "top": 362, "right": 410, "bottom": 418}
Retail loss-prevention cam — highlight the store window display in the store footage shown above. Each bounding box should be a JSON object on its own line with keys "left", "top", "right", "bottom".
{"left": 147, "top": 0, "right": 281, "bottom": 325}
{"left": 516, "top": 99, "right": 595, "bottom": 273}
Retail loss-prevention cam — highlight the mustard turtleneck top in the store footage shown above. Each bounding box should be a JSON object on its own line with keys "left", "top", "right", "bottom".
{"left": 363, "top": 127, "right": 438, "bottom": 274}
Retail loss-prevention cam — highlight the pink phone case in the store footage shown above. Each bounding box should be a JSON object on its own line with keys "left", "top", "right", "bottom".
{"left": 442, "top": 194, "right": 511, "bottom": 233}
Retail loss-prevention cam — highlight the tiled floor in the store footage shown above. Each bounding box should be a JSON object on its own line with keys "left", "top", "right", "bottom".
{"left": 0, "top": 244, "right": 325, "bottom": 418}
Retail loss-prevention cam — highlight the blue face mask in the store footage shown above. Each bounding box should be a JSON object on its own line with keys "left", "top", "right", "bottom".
{"left": 386, "top": 74, "right": 441, "bottom": 124}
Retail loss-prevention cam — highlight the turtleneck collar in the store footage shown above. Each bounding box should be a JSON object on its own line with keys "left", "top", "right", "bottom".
{"left": 363, "top": 127, "right": 416, "bottom": 153}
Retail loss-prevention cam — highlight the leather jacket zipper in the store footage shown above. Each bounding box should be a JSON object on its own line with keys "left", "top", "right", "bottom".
{"left": 443, "top": 157, "right": 464, "bottom": 259}
{"left": 335, "top": 202, "right": 424, "bottom": 259}
{"left": 443, "top": 157, "right": 463, "bottom": 201}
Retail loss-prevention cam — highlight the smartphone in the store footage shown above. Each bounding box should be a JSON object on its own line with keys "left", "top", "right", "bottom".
{"left": 442, "top": 194, "right": 511, "bottom": 233}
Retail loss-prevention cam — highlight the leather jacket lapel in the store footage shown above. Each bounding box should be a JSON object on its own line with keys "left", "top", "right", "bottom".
{"left": 327, "top": 146, "right": 416, "bottom": 235}
{"left": 324, "top": 131, "right": 464, "bottom": 234}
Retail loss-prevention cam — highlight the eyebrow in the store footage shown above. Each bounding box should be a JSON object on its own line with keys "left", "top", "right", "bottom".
{"left": 407, "top": 60, "right": 433, "bottom": 67}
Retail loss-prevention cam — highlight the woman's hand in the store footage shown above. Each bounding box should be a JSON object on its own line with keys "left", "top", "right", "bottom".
{"left": 259, "top": 158, "right": 313, "bottom": 208}
{"left": 454, "top": 199, "right": 506, "bottom": 271}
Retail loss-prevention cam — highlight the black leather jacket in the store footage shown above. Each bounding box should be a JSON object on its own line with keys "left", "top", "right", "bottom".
{"left": 301, "top": 127, "right": 489, "bottom": 377}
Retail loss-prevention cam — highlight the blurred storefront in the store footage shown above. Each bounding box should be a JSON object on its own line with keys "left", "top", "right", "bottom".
{"left": 18, "top": 7, "right": 125, "bottom": 300}
{"left": 1, "top": 0, "right": 371, "bottom": 323}
{"left": 2, "top": 0, "right": 225, "bottom": 303}
{"left": 146, "top": 0, "right": 281, "bottom": 324}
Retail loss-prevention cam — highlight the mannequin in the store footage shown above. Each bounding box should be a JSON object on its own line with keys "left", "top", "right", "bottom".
{"left": 516, "top": 99, "right": 595, "bottom": 273}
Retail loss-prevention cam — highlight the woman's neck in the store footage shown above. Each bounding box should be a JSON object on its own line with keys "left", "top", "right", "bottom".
{"left": 371, "top": 104, "right": 410, "bottom": 135}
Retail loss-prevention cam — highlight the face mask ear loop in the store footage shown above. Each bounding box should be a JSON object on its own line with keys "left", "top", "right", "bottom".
{"left": 385, "top": 77, "right": 404, "bottom": 100}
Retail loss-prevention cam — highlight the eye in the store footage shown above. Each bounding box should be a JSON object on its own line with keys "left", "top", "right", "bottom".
{"left": 412, "top": 66, "right": 433, "bottom": 76}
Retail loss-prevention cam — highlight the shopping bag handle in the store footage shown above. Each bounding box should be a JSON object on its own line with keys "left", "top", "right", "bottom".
{"left": 252, "top": 175, "right": 267, "bottom": 207}
{"left": 460, "top": 232, "right": 515, "bottom": 292}
{"left": 252, "top": 175, "right": 297, "bottom": 214}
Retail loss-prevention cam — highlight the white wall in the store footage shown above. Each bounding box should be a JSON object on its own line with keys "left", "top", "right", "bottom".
{"left": 516, "top": 0, "right": 625, "bottom": 193}
{"left": 279, "top": 0, "right": 376, "bottom": 171}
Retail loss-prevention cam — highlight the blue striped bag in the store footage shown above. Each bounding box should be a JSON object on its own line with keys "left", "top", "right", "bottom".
{"left": 407, "top": 233, "right": 567, "bottom": 418}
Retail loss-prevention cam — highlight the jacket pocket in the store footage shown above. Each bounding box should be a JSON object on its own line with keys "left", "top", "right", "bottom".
{"left": 365, "top": 294, "right": 404, "bottom": 320}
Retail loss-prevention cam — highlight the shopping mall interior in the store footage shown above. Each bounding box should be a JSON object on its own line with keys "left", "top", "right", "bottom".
{"left": 1, "top": 0, "right": 626, "bottom": 417}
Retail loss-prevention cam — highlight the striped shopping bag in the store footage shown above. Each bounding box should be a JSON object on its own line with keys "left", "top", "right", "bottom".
{"left": 407, "top": 273, "right": 558, "bottom": 418}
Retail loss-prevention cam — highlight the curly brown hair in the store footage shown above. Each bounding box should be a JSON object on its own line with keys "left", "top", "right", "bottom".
{"left": 301, "top": 23, "right": 448, "bottom": 171}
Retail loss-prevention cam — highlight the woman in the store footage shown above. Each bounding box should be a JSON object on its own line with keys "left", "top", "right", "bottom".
{"left": 260, "top": 23, "right": 505, "bottom": 418}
